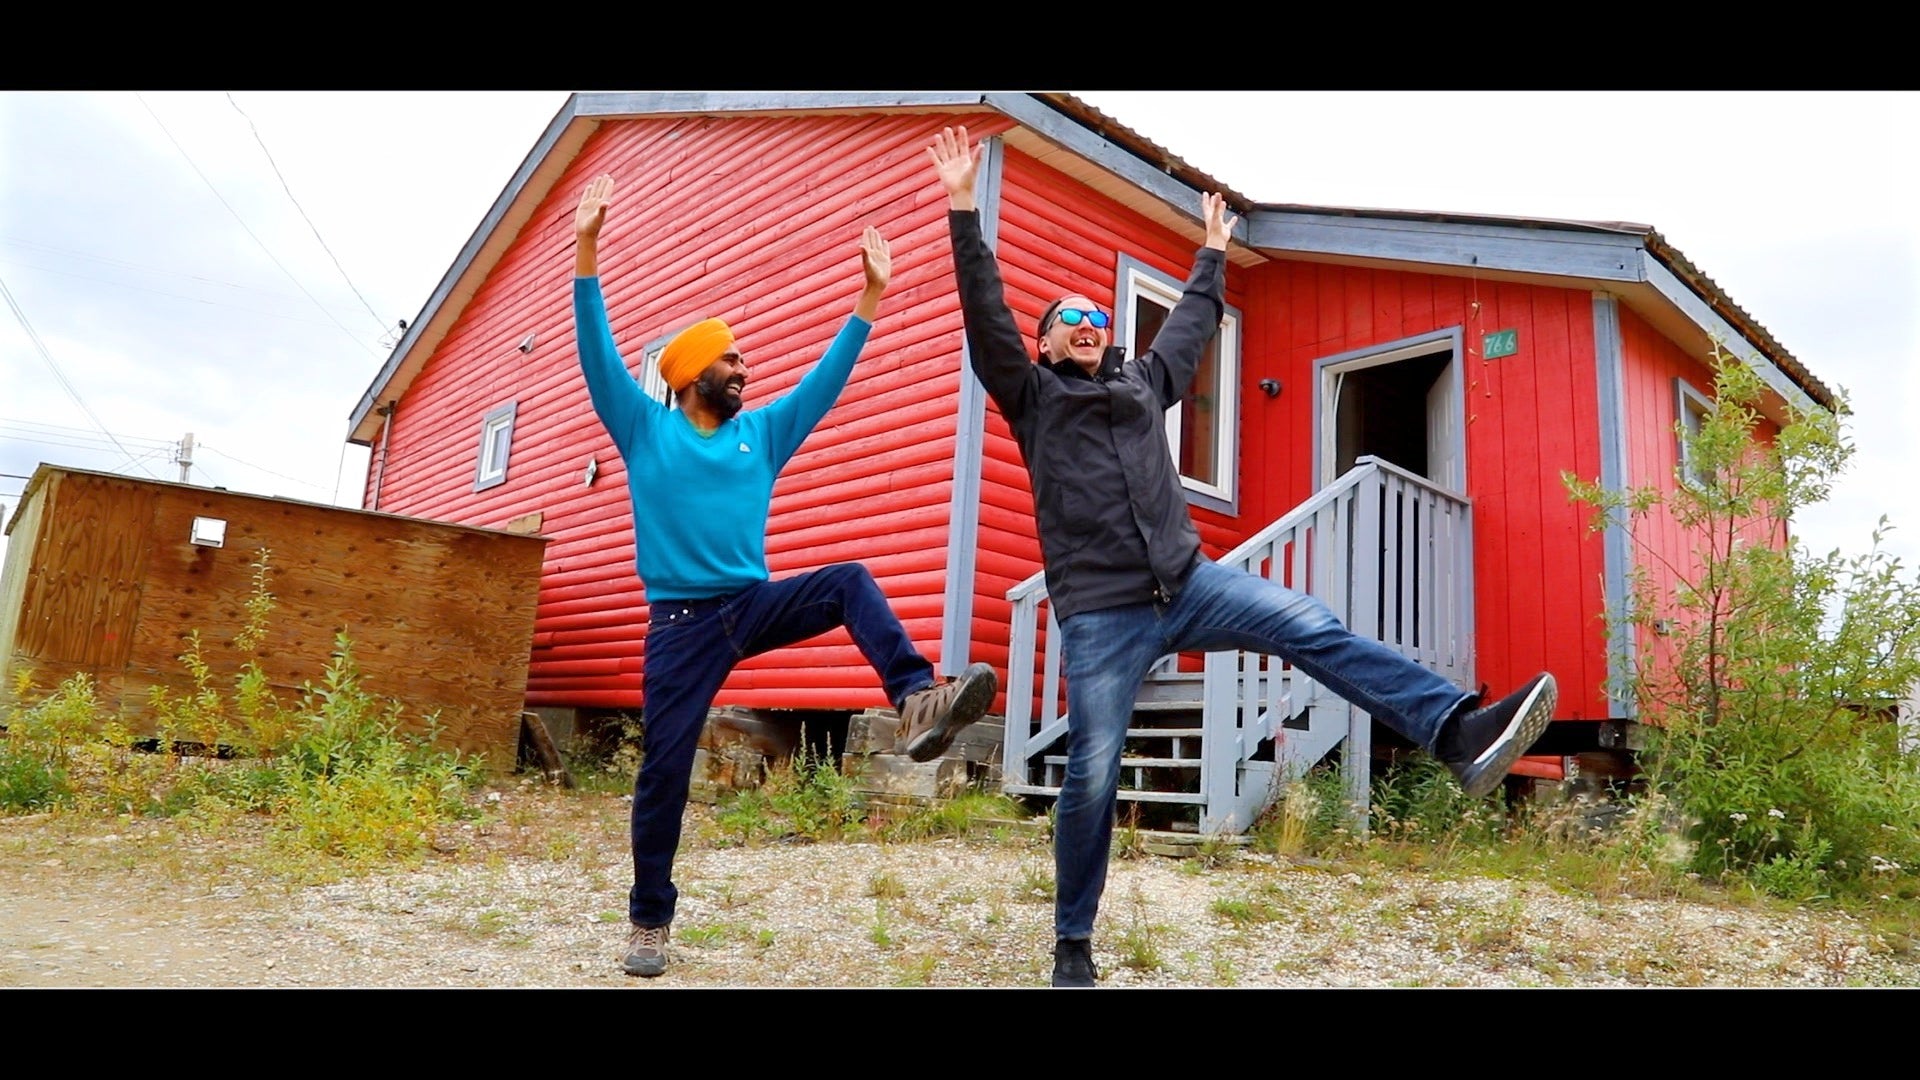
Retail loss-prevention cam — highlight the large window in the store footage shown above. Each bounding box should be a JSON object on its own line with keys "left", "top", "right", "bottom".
{"left": 473, "top": 400, "right": 518, "bottom": 492}
{"left": 1119, "top": 256, "right": 1240, "bottom": 510}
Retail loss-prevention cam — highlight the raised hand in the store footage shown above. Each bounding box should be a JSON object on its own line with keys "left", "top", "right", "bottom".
{"left": 576, "top": 173, "right": 614, "bottom": 239}
{"left": 1202, "top": 192, "right": 1237, "bottom": 252}
{"left": 860, "top": 225, "right": 892, "bottom": 296}
{"left": 925, "top": 125, "right": 981, "bottom": 210}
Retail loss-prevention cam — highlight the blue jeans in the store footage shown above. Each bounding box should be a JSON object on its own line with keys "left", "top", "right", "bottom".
{"left": 628, "top": 563, "right": 936, "bottom": 926}
{"left": 1052, "top": 558, "right": 1471, "bottom": 940}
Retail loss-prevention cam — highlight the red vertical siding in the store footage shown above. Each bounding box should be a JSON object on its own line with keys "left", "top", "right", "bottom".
{"left": 1614, "top": 306, "right": 1783, "bottom": 698}
{"left": 1238, "top": 261, "right": 1610, "bottom": 721}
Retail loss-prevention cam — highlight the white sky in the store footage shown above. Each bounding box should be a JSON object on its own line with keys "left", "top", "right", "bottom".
{"left": 3, "top": 90, "right": 1916, "bottom": 587}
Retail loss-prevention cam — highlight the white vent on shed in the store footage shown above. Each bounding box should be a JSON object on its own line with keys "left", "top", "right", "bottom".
{"left": 190, "top": 516, "right": 227, "bottom": 548}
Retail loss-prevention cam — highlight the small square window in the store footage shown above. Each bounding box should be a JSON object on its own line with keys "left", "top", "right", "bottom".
{"left": 474, "top": 400, "right": 518, "bottom": 492}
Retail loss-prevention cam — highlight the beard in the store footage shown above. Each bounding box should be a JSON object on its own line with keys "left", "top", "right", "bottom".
{"left": 694, "top": 370, "right": 744, "bottom": 421}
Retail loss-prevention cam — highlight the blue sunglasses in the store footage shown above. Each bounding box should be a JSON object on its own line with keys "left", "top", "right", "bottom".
{"left": 1049, "top": 307, "right": 1111, "bottom": 331}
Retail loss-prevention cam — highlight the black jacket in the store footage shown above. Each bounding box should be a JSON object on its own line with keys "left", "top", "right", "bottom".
{"left": 948, "top": 209, "right": 1228, "bottom": 621}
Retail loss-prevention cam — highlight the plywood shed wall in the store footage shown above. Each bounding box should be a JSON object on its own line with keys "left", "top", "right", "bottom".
{"left": 0, "top": 465, "right": 547, "bottom": 773}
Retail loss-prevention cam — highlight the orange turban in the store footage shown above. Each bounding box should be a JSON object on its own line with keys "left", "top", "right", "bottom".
{"left": 657, "top": 317, "right": 735, "bottom": 393}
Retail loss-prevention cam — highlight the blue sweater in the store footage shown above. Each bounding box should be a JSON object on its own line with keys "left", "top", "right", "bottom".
{"left": 572, "top": 276, "right": 871, "bottom": 601}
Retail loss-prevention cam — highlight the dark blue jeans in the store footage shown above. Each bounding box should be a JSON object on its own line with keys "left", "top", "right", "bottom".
{"left": 628, "top": 563, "right": 936, "bottom": 927}
{"left": 1052, "top": 558, "right": 1472, "bottom": 940}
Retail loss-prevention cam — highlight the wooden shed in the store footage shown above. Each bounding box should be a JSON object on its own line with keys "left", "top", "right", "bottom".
{"left": 0, "top": 464, "right": 547, "bottom": 773}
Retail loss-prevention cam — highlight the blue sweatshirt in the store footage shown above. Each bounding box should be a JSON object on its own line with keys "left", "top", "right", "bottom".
{"left": 572, "top": 276, "right": 872, "bottom": 601}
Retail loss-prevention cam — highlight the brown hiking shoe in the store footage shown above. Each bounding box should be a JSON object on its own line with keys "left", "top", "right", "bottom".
{"left": 622, "top": 922, "right": 671, "bottom": 977}
{"left": 898, "top": 662, "right": 997, "bottom": 762}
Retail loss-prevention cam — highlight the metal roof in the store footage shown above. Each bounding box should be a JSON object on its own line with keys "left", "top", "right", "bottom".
{"left": 346, "top": 91, "right": 1836, "bottom": 444}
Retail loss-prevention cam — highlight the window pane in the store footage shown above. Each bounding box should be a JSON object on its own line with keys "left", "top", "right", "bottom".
{"left": 1180, "top": 341, "right": 1219, "bottom": 485}
{"left": 1131, "top": 297, "right": 1168, "bottom": 357}
{"left": 1131, "top": 292, "right": 1217, "bottom": 486}
{"left": 485, "top": 419, "right": 510, "bottom": 475}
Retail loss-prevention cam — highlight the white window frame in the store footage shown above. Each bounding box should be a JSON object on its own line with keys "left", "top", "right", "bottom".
{"left": 1676, "top": 377, "right": 1713, "bottom": 489}
{"left": 1117, "top": 255, "right": 1241, "bottom": 512}
{"left": 639, "top": 335, "right": 672, "bottom": 406}
{"left": 474, "top": 400, "right": 518, "bottom": 492}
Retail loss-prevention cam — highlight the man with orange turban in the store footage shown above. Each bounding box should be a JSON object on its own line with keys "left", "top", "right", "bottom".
{"left": 571, "top": 173, "right": 997, "bottom": 979}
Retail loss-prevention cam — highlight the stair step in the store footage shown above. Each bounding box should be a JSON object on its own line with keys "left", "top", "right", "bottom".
{"left": 1042, "top": 754, "right": 1197, "bottom": 769}
{"left": 1132, "top": 698, "right": 1203, "bottom": 712}
{"left": 1005, "top": 783, "right": 1205, "bottom": 805}
{"left": 1126, "top": 727, "right": 1204, "bottom": 738}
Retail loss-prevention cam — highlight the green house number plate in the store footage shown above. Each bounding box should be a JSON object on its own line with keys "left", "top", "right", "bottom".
{"left": 1483, "top": 328, "right": 1518, "bottom": 359}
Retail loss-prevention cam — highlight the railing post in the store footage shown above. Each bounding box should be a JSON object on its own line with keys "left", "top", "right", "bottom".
{"left": 1343, "top": 468, "right": 1383, "bottom": 835}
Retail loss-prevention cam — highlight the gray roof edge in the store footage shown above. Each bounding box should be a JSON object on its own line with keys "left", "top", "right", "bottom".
{"left": 573, "top": 91, "right": 990, "bottom": 117}
{"left": 347, "top": 92, "right": 997, "bottom": 442}
{"left": 347, "top": 93, "right": 585, "bottom": 440}
{"left": 1245, "top": 206, "right": 1828, "bottom": 410}
{"left": 344, "top": 89, "right": 1832, "bottom": 437}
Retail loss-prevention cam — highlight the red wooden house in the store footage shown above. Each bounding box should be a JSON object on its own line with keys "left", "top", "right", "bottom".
{"left": 344, "top": 92, "right": 1837, "bottom": 832}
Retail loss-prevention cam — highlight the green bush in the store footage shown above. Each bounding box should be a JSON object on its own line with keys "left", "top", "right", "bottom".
{"left": 0, "top": 550, "right": 484, "bottom": 867}
{"left": 1568, "top": 347, "right": 1920, "bottom": 900}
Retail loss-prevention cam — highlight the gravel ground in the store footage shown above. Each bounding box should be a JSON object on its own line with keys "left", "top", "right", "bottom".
{"left": 3, "top": 782, "right": 1917, "bottom": 990}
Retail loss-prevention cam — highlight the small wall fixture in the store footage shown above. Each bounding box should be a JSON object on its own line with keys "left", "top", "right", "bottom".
{"left": 1257, "top": 378, "right": 1282, "bottom": 398}
{"left": 517, "top": 332, "right": 538, "bottom": 354}
{"left": 190, "top": 516, "right": 227, "bottom": 548}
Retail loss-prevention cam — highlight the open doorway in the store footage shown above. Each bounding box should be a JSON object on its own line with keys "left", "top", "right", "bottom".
{"left": 1317, "top": 329, "right": 1465, "bottom": 492}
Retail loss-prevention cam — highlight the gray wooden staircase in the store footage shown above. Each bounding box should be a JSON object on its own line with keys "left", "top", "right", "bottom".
{"left": 1000, "top": 456, "right": 1475, "bottom": 834}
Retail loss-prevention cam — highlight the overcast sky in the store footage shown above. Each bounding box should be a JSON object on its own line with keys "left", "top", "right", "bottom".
{"left": 3, "top": 90, "right": 1915, "bottom": 588}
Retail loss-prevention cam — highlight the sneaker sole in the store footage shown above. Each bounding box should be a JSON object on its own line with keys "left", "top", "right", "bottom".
{"left": 905, "top": 662, "right": 998, "bottom": 763}
{"left": 623, "top": 956, "right": 667, "bottom": 977}
{"left": 1456, "top": 674, "right": 1557, "bottom": 799}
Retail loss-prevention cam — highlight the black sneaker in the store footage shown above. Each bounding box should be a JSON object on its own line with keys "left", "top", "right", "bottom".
{"left": 899, "top": 662, "right": 998, "bottom": 763}
{"left": 1051, "top": 937, "right": 1098, "bottom": 988}
{"left": 622, "top": 922, "right": 670, "bottom": 977}
{"left": 1439, "top": 672, "right": 1557, "bottom": 798}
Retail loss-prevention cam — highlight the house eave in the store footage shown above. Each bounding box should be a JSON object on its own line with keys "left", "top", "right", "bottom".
{"left": 347, "top": 90, "right": 1837, "bottom": 449}
{"left": 1245, "top": 208, "right": 1835, "bottom": 415}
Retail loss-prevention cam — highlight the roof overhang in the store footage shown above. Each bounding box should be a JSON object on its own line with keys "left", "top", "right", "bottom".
{"left": 346, "top": 91, "right": 1834, "bottom": 446}
{"left": 1244, "top": 208, "right": 1831, "bottom": 419}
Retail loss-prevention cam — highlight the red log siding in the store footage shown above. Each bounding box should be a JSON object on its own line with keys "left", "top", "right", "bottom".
{"left": 362, "top": 106, "right": 1677, "bottom": 734}
{"left": 1614, "top": 306, "right": 1783, "bottom": 707}
{"left": 1240, "top": 261, "right": 1610, "bottom": 721}
{"left": 369, "top": 111, "right": 993, "bottom": 712}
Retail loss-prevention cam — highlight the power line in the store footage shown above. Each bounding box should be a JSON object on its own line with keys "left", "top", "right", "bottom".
{"left": 0, "top": 416, "right": 177, "bottom": 448}
{"left": 0, "top": 431, "right": 168, "bottom": 456}
{"left": 0, "top": 271, "right": 160, "bottom": 479}
{"left": 133, "top": 93, "right": 380, "bottom": 359}
{"left": 198, "top": 443, "right": 331, "bottom": 492}
{"left": 0, "top": 252, "right": 364, "bottom": 331}
{"left": 225, "top": 93, "right": 390, "bottom": 334}
{"left": 0, "top": 233, "right": 324, "bottom": 298}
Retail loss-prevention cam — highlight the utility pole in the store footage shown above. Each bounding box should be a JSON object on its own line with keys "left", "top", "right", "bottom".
{"left": 177, "top": 432, "right": 194, "bottom": 483}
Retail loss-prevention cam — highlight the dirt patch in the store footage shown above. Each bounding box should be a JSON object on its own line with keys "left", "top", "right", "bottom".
{"left": 2, "top": 785, "right": 1915, "bottom": 989}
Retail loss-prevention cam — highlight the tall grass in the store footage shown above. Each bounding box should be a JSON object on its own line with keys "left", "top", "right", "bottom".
{"left": 0, "top": 550, "right": 484, "bottom": 868}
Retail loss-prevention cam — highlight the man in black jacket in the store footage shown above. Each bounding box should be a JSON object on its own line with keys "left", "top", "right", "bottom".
{"left": 925, "top": 125, "right": 1557, "bottom": 988}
